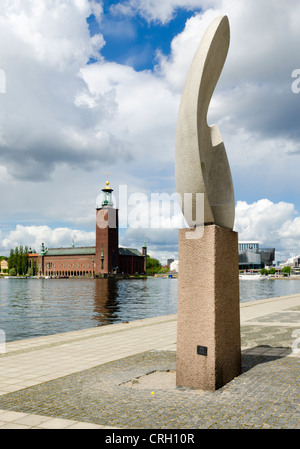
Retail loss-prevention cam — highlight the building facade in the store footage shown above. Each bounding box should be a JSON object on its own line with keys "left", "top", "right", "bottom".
{"left": 29, "top": 182, "right": 147, "bottom": 277}
{"left": 0, "top": 259, "right": 8, "bottom": 273}
{"left": 277, "top": 254, "right": 300, "bottom": 274}
{"left": 238, "top": 241, "right": 275, "bottom": 270}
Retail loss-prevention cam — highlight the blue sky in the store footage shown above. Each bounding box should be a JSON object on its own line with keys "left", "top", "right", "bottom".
{"left": 87, "top": 1, "right": 202, "bottom": 70}
{"left": 1, "top": 0, "right": 300, "bottom": 263}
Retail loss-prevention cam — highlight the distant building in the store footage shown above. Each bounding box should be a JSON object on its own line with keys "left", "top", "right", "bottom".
{"left": 28, "top": 181, "right": 147, "bottom": 277}
{"left": 278, "top": 254, "right": 300, "bottom": 274}
{"left": 165, "top": 242, "right": 275, "bottom": 273}
{"left": 0, "top": 259, "right": 8, "bottom": 273}
{"left": 259, "top": 248, "right": 275, "bottom": 268}
{"left": 238, "top": 241, "right": 275, "bottom": 270}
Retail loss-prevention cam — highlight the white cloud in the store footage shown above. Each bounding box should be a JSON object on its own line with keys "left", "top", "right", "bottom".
{"left": 156, "top": 8, "right": 223, "bottom": 91}
{"left": 89, "top": 0, "right": 103, "bottom": 22}
{"left": 0, "top": 0, "right": 103, "bottom": 68}
{"left": 154, "top": 1, "right": 300, "bottom": 213}
{"left": 1, "top": 197, "right": 300, "bottom": 263}
{"left": 279, "top": 217, "right": 300, "bottom": 241}
{"left": 1, "top": 0, "right": 300, "bottom": 263}
{"left": 1, "top": 0, "right": 300, "bottom": 184}
{"left": 156, "top": 1, "right": 300, "bottom": 133}
{"left": 110, "top": 0, "right": 206, "bottom": 24}
{"left": 78, "top": 61, "right": 179, "bottom": 169}
{"left": 235, "top": 199, "right": 300, "bottom": 260}
{"left": 0, "top": 0, "right": 120, "bottom": 181}
{"left": 0, "top": 224, "right": 95, "bottom": 253}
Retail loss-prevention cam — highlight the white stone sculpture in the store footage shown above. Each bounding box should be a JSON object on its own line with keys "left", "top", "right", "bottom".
{"left": 175, "top": 15, "right": 235, "bottom": 230}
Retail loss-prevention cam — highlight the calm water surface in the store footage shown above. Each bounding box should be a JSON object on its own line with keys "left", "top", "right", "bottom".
{"left": 1, "top": 277, "right": 300, "bottom": 342}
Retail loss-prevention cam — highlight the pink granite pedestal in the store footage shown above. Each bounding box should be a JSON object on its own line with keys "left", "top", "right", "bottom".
{"left": 176, "top": 224, "right": 241, "bottom": 391}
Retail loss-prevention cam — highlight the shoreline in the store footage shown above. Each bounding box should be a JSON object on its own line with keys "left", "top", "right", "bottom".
{"left": 0, "top": 272, "right": 300, "bottom": 281}
{"left": 1, "top": 274, "right": 299, "bottom": 280}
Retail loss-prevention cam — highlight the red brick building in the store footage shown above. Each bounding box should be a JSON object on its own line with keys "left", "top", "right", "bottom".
{"left": 29, "top": 182, "right": 147, "bottom": 277}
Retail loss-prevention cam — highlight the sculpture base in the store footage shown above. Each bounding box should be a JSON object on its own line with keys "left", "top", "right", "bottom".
{"left": 176, "top": 224, "right": 241, "bottom": 391}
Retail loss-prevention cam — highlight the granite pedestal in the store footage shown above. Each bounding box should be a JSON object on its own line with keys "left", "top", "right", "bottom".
{"left": 176, "top": 224, "right": 241, "bottom": 391}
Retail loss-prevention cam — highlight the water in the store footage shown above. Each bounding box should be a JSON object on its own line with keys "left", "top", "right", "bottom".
{"left": 1, "top": 277, "right": 300, "bottom": 342}
{"left": 0, "top": 278, "right": 177, "bottom": 342}
{"left": 239, "top": 277, "right": 300, "bottom": 303}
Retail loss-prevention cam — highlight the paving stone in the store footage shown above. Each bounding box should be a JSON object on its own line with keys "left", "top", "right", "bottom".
{"left": 1, "top": 298, "right": 300, "bottom": 429}
{"left": 0, "top": 350, "right": 299, "bottom": 429}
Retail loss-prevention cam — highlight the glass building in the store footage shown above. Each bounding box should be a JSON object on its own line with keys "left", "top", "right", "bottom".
{"left": 238, "top": 242, "right": 275, "bottom": 270}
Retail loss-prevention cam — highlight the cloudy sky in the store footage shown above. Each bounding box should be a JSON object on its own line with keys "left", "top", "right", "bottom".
{"left": 1, "top": 0, "right": 300, "bottom": 263}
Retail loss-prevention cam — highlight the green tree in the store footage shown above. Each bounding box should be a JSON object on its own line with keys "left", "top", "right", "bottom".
{"left": 9, "top": 268, "right": 16, "bottom": 276}
{"left": 146, "top": 256, "right": 162, "bottom": 275}
{"left": 281, "top": 266, "right": 291, "bottom": 276}
{"left": 14, "top": 247, "right": 20, "bottom": 274}
{"left": 24, "top": 246, "right": 29, "bottom": 274}
{"left": 260, "top": 268, "right": 268, "bottom": 276}
{"left": 8, "top": 249, "right": 14, "bottom": 271}
{"left": 7, "top": 246, "right": 30, "bottom": 275}
{"left": 19, "top": 246, "right": 29, "bottom": 275}
{"left": 19, "top": 246, "right": 24, "bottom": 274}
{"left": 269, "top": 268, "right": 276, "bottom": 275}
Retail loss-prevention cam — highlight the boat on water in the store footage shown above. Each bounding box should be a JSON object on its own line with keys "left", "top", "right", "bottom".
{"left": 239, "top": 272, "right": 267, "bottom": 280}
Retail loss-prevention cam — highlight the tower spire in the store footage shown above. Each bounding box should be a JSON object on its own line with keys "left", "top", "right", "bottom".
{"left": 101, "top": 174, "right": 113, "bottom": 207}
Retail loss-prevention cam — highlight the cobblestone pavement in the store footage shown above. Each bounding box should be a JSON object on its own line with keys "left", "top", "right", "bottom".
{"left": 241, "top": 325, "right": 299, "bottom": 349}
{"left": 0, "top": 342, "right": 299, "bottom": 429}
{"left": 0, "top": 294, "right": 299, "bottom": 429}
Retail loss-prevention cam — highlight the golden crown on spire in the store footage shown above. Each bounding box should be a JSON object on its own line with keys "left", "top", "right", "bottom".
{"left": 104, "top": 171, "right": 111, "bottom": 189}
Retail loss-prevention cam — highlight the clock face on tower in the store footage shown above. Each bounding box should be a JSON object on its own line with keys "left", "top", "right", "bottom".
{"left": 96, "top": 209, "right": 108, "bottom": 229}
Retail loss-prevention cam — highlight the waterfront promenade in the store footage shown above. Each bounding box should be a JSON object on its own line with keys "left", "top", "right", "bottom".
{"left": 0, "top": 293, "right": 299, "bottom": 429}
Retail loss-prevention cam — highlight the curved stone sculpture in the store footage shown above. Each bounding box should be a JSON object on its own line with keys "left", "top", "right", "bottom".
{"left": 175, "top": 15, "right": 235, "bottom": 230}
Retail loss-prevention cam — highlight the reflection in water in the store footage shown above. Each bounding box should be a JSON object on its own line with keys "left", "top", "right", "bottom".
{"left": 92, "top": 279, "right": 120, "bottom": 326}
{"left": 92, "top": 277, "right": 177, "bottom": 325}
{"left": 0, "top": 278, "right": 178, "bottom": 342}
{"left": 1, "top": 277, "right": 300, "bottom": 342}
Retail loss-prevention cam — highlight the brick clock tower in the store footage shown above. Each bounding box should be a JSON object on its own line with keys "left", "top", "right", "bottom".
{"left": 142, "top": 242, "right": 147, "bottom": 273}
{"left": 95, "top": 180, "right": 119, "bottom": 275}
